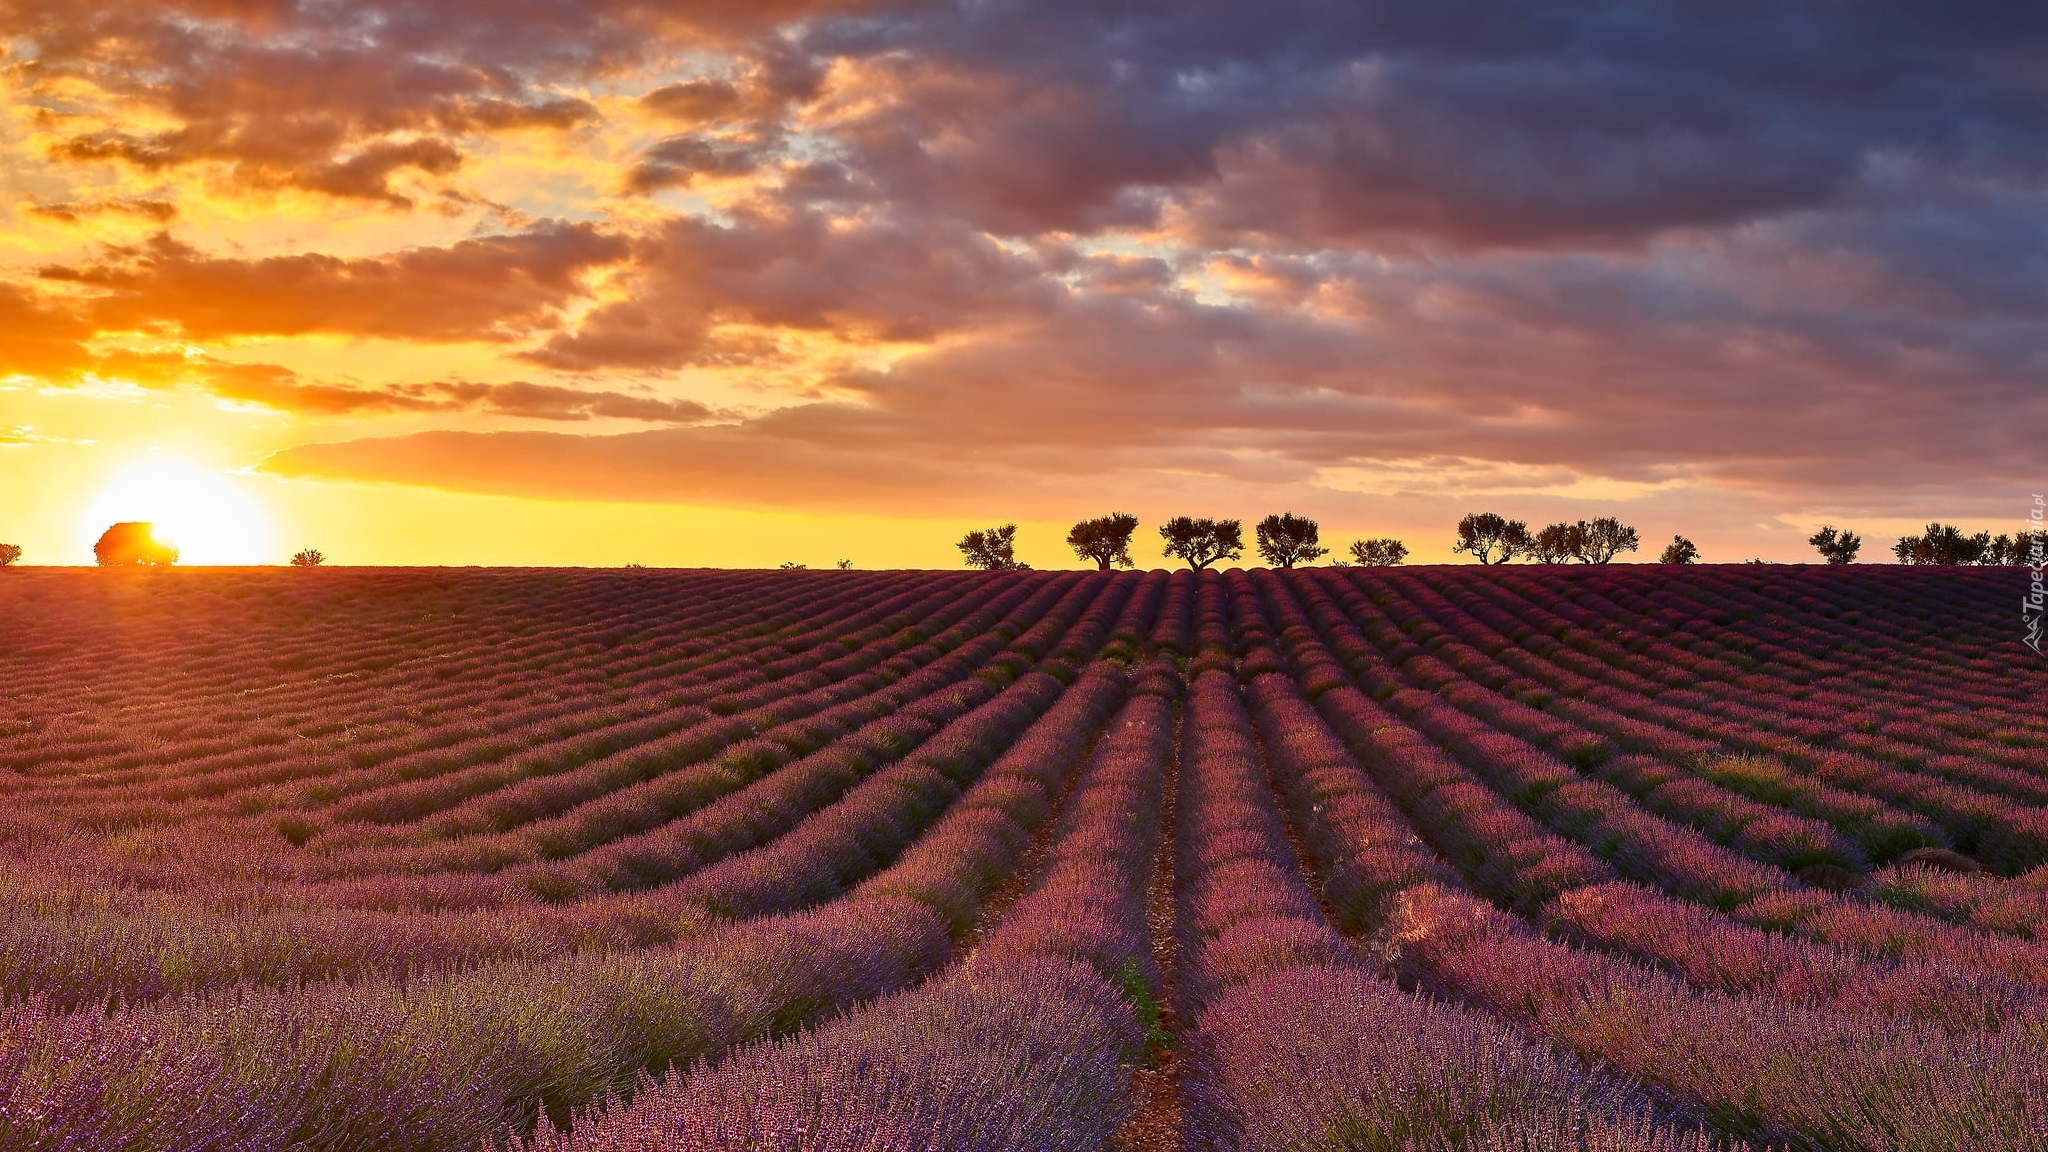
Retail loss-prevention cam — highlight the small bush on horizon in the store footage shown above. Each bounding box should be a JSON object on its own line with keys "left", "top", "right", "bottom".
{"left": 1349, "top": 538, "right": 1408, "bottom": 566}
{"left": 1809, "top": 525, "right": 1862, "bottom": 564}
{"left": 0, "top": 543, "right": 20, "bottom": 567}
{"left": 780, "top": 561, "right": 809, "bottom": 570}
{"left": 1658, "top": 536, "right": 1700, "bottom": 564}
{"left": 290, "top": 549, "right": 325, "bottom": 567}
{"left": 1894, "top": 523, "right": 1989, "bottom": 565}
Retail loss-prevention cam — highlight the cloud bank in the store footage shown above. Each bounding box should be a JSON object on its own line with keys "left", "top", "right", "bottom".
{"left": 4, "top": 0, "right": 2043, "bottom": 529}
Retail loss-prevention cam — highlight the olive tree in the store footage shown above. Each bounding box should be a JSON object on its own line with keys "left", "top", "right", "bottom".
{"left": 1159, "top": 516, "right": 1242, "bottom": 571}
{"left": 958, "top": 524, "right": 1030, "bottom": 570}
{"left": 1532, "top": 523, "right": 1578, "bottom": 564}
{"left": 1067, "top": 513, "right": 1140, "bottom": 570}
{"left": 1255, "top": 512, "right": 1328, "bottom": 569}
{"left": 1452, "top": 513, "right": 1532, "bottom": 565}
{"left": 1577, "top": 517, "right": 1640, "bottom": 563}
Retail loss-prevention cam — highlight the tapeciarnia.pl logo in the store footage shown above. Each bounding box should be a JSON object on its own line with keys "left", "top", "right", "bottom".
{"left": 2026, "top": 494, "right": 2045, "bottom": 658}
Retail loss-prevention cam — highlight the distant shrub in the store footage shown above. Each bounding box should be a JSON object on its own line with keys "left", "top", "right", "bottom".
{"left": 780, "top": 561, "right": 809, "bottom": 570}
{"left": 1980, "top": 530, "right": 2045, "bottom": 566}
{"left": 290, "top": 549, "right": 325, "bottom": 567}
{"left": 1658, "top": 536, "right": 1700, "bottom": 564}
{"left": 1349, "top": 538, "right": 1407, "bottom": 566}
{"left": 1893, "top": 523, "right": 1987, "bottom": 565}
{"left": 836, "top": 559, "right": 853, "bottom": 570}
{"left": 94, "top": 522, "right": 177, "bottom": 567}
{"left": 0, "top": 543, "right": 20, "bottom": 567}
{"left": 1808, "top": 525, "right": 1862, "bottom": 564}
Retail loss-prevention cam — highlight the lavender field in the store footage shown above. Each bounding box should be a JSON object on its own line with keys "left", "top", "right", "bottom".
{"left": 3, "top": 565, "right": 2046, "bottom": 1151}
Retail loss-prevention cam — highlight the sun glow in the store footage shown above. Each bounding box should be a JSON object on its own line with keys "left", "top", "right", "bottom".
{"left": 77, "top": 460, "right": 275, "bottom": 565}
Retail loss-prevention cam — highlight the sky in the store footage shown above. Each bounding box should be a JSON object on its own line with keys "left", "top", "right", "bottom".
{"left": 1, "top": 1, "right": 2043, "bottom": 567}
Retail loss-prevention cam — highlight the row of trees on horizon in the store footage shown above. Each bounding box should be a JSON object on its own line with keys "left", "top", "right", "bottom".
{"left": 0, "top": 516, "right": 2039, "bottom": 571}
{"left": 952, "top": 513, "right": 2048, "bottom": 572}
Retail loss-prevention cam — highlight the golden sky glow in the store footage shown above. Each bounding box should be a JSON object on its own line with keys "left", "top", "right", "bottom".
{"left": 2, "top": 3, "right": 2041, "bottom": 566}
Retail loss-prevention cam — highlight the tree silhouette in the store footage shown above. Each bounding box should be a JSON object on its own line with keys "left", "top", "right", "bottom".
{"left": 1158, "top": 516, "right": 1242, "bottom": 571}
{"left": 958, "top": 524, "right": 1030, "bottom": 570}
{"left": 1808, "top": 525, "right": 1862, "bottom": 564}
{"left": 779, "top": 561, "right": 808, "bottom": 570}
{"left": 1532, "top": 523, "right": 1578, "bottom": 564}
{"left": 1658, "top": 536, "right": 1700, "bottom": 564}
{"left": 94, "top": 523, "right": 177, "bottom": 567}
{"left": 1348, "top": 538, "right": 1407, "bottom": 567}
{"left": 836, "top": 559, "right": 853, "bottom": 570}
{"left": 1255, "top": 512, "right": 1328, "bottom": 569}
{"left": 1067, "top": 513, "right": 1140, "bottom": 570}
{"left": 290, "top": 549, "right": 325, "bottom": 567}
{"left": 1893, "top": 523, "right": 1989, "bottom": 565}
{"left": 1977, "top": 532, "right": 2044, "bottom": 566}
{"left": 1452, "top": 513, "right": 1532, "bottom": 564}
{"left": 1577, "top": 517, "right": 1640, "bottom": 563}
{"left": 0, "top": 543, "right": 19, "bottom": 567}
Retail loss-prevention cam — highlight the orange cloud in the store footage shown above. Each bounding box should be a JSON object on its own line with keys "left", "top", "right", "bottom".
{"left": 41, "top": 223, "right": 630, "bottom": 342}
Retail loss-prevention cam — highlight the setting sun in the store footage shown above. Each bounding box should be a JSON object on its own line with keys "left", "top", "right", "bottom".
{"left": 77, "top": 460, "right": 274, "bottom": 565}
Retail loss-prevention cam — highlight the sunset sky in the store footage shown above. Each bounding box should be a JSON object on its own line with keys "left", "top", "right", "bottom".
{"left": 1, "top": 2, "right": 2042, "bottom": 567}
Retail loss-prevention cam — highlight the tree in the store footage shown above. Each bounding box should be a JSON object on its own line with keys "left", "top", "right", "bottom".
{"left": 290, "top": 549, "right": 325, "bottom": 567}
{"left": 958, "top": 524, "right": 1030, "bottom": 570}
{"left": 1808, "top": 525, "right": 1862, "bottom": 565}
{"left": 94, "top": 522, "right": 177, "bottom": 567}
{"left": 0, "top": 543, "right": 19, "bottom": 567}
{"left": 1255, "top": 512, "right": 1328, "bottom": 569}
{"left": 836, "top": 559, "right": 853, "bottom": 570}
{"left": 1577, "top": 517, "right": 1640, "bottom": 564}
{"left": 1158, "top": 516, "right": 1243, "bottom": 571}
{"left": 1893, "top": 523, "right": 1989, "bottom": 566}
{"left": 1979, "top": 531, "right": 2045, "bottom": 566}
{"left": 1532, "top": 523, "right": 1578, "bottom": 564}
{"left": 779, "top": 561, "right": 808, "bottom": 570}
{"left": 1349, "top": 538, "right": 1408, "bottom": 567}
{"left": 1067, "top": 513, "right": 1140, "bottom": 570}
{"left": 1658, "top": 535, "right": 1700, "bottom": 564}
{"left": 1452, "top": 513, "right": 1532, "bottom": 564}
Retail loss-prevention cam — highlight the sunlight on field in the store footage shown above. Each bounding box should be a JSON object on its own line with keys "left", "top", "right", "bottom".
{"left": 77, "top": 458, "right": 274, "bottom": 564}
